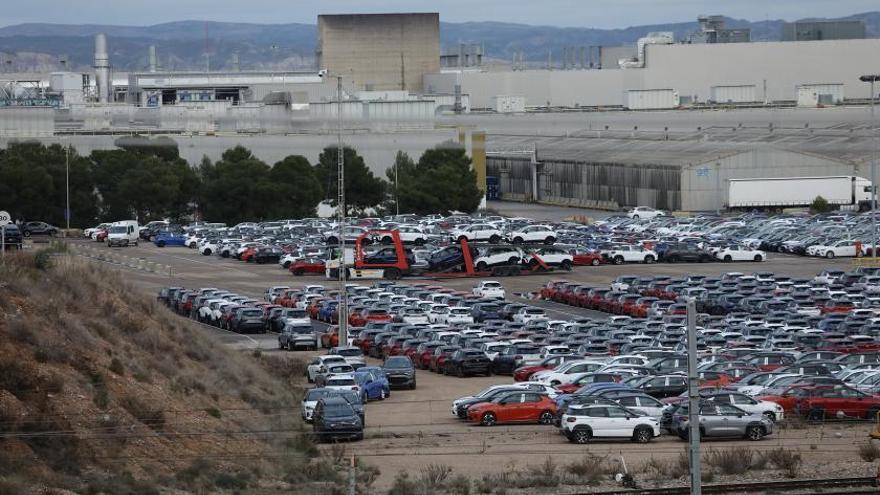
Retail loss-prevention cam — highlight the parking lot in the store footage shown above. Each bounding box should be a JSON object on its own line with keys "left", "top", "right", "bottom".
{"left": 65, "top": 234, "right": 878, "bottom": 484}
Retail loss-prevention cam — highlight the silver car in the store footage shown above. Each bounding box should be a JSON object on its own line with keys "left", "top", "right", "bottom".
{"left": 671, "top": 401, "right": 773, "bottom": 441}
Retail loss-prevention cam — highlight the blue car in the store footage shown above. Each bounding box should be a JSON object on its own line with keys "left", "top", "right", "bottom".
{"left": 354, "top": 368, "right": 390, "bottom": 402}
{"left": 153, "top": 232, "right": 187, "bottom": 247}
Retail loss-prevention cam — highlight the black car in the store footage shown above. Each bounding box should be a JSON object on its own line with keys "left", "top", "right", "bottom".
{"left": 1, "top": 224, "right": 23, "bottom": 250}
{"left": 491, "top": 344, "right": 541, "bottom": 375}
{"left": 21, "top": 221, "right": 59, "bottom": 237}
{"left": 444, "top": 349, "right": 492, "bottom": 377}
{"left": 252, "top": 246, "right": 284, "bottom": 264}
{"left": 659, "top": 244, "right": 713, "bottom": 263}
{"left": 365, "top": 247, "right": 416, "bottom": 266}
{"left": 427, "top": 246, "right": 479, "bottom": 271}
{"left": 312, "top": 396, "right": 363, "bottom": 442}
{"left": 383, "top": 355, "right": 416, "bottom": 389}
{"left": 634, "top": 374, "right": 688, "bottom": 398}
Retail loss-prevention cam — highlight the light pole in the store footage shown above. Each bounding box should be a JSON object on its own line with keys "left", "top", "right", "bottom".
{"left": 65, "top": 143, "right": 70, "bottom": 231}
{"left": 861, "top": 75, "right": 879, "bottom": 257}
{"left": 330, "top": 73, "right": 348, "bottom": 347}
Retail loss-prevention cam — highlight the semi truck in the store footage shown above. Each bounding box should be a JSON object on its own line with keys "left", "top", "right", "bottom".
{"left": 727, "top": 176, "right": 873, "bottom": 210}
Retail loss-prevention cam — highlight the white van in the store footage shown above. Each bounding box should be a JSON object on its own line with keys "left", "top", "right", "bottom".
{"left": 107, "top": 220, "right": 140, "bottom": 247}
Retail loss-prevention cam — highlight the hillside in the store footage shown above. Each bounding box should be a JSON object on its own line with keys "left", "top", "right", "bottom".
{"left": 0, "top": 12, "right": 877, "bottom": 72}
{"left": 0, "top": 249, "right": 366, "bottom": 493}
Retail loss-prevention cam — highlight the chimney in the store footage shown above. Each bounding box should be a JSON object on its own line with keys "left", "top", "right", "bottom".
{"left": 231, "top": 52, "right": 241, "bottom": 72}
{"left": 148, "top": 45, "right": 157, "bottom": 72}
{"left": 94, "top": 33, "right": 111, "bottom": 103}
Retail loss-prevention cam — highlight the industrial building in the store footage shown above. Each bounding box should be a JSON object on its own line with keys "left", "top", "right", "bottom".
{"left": 782, "top": 21, "right": 866, "bottom": 41}
{"left": 317, "top": 13, "right": 440, "bottom": 92}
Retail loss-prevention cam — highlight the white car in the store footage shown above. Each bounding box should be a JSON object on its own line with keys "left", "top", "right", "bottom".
{"left": 561, "top": 404, "right": 661, "bottom": 444}
{"left": 306, "top": 355, "right": 349, "bottom": 382}
{"left": 323, "top": 373, "right": 360, "bottom": 393}
{"left": 513, "top": 307, "right": 547, "bottom": 324}
{"left": 508, "top": 225, "right": 558, "bottom": 244}
{"left": 323, "top": 226, "right": 368, "bottom": 245}
{"left": 328, "top": 346, "right": 367, "bottom": 369}
{"left": 532, "top": 360, "right": 606, "bottom": 385}
{"left": 524, "top": 247, "right": 573, "bottom": 270}
{"left": 450, "top": 224, "right": 504, "bottom": 243}
{"left": 399, "top": 308, "right": 430, "bottom": 325}
{"left": 603, "top": 245, "right": 657, "bottom": 264}
{"left": 279, "top": 253, "right": 301, "bottom": 269}
{"left": 426, "top": 304, "right": 450, "bottom": 323}
{"left": 473, "top": 281, "right": 505, "bottom": 299}
{"left": 185, "top": 233, "right": 200, "bottom": 248}
{"left": 480, "top": 342, "right": 510, "bottom": 361}
{"left": 708, "top": 391, "right": 785, "bottom": 421}
{"left": 444, "top": 307, "right": 476, "bottom": 325}
{"left": 474, "top": 247, "right": 522, "bottom": 270}
{"left": 807, "top": 240, "right": 859, "bottom": 258}
{"left": 198, "top": 299, "right": 226, "bottom": 321}
{"left": 714, "top": 246, "right": 766, "bottom": 262}
{"left": 615, "top": 394, "right": 667, "bottom": 418}
{"left": 377, "top": 226, "right": 428, "bottom": 245}
{"left": 627, "top": 207, "right": 666, "bottom": 220}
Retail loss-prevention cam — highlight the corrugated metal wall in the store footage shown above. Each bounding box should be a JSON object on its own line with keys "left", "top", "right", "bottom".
{"left": 487, "top": 156, "right": 682, "bottom": 209}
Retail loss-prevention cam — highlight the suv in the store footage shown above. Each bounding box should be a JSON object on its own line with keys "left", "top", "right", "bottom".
{"left": 279, "top": 323, "right": 317, "bottom": 350}
{"left": 445, "top": 349, "right": 492, "bottom": 377}
{"left": 428, "top": 245, "right": 480, "bottom": 271}
{"left": 561, "top": 404, "right": 660, "bottom": 444}
{"left": 312, "top": 396, "right": 364, "bottom": 442}
{"left": 0, "top": 224, "right": 22, "bottom": 250}
{"left": 672, "top": 401, "right": 773, "bottom": 441}
{"left": 383, "top": 355, "right": 416, "bottom": 389}
{"left": 660, "top": 244, "right": 713, "bottom": 263}
{"left": 21, "top": 221, "right": 59, "bottom": 237}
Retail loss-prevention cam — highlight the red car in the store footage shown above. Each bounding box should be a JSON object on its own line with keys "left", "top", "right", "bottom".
{"left": 349, "top": 308, "right": 393, "bottom": 327}
{"left": 239, "top": 246, "right": 258, "bottom": 262}
{"left": 290, "top": 258, "right": 325, "bottom": 276}
{"left": 757, "top": 384, "right": 816, "bottom": 413}
{"left": 540, "top": 280, "right": 570, "bottom": 300}
{"left": 793, "top": 385, "right": 880, "bottom": 420}
{"left": 415, "top": 342, "right": 443, "bottom": 369}
{"left": 697, "top": 371, "right": 733, "bottom": 388}
{"left": 430, "top": 346, "right": 461, "bottom": 373}
{"left": 513, "top": 355, "right": 579, "bottom": 382}
{"left": 573, "top": 252, "right": 603, "bottom": 266}
{"left": 467, "top": 391, "right": 557, "bottom": 426}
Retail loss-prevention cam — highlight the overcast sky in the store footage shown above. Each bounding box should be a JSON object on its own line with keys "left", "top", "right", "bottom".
{"left": 1, "top": 0, "right": 876, "bottom": 28}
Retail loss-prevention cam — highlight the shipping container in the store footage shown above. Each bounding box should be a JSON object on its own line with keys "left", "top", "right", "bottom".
{"left": 796, "top": 83, "right": 844, "bottom": 107}
{"left": 624, "top": 89, "right": 679, "bottom": 110}
{"left": 709, "top": 85, "right": 756, "bottom": 103}
{"left": 728, "top": 175, "right": 871, "bottom": 208}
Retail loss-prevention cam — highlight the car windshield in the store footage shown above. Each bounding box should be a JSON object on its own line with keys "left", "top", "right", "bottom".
{"left": 109, "top": 226, "right": 127, "bottom": 233}
{"left": 327, "top": 378, "right": 355, "bottom": 386}
{"left": 241, "top": 309, "right": 262, "bottom": 317}
{"left": 336, "top": 348, "right": 362, "bottom": 357}
{"left": 305, "top": 389, "right": 330, "bottom": 401}
{"left": 322, "top": 403, "right": 356, "bottom": 418}
{"left": 384, "top": 357, "right": 412, "bottom": 369}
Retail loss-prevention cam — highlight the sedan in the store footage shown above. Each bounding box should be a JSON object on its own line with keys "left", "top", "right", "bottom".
{"left": 467, "top": 391, "right": 557, "bottom": 426}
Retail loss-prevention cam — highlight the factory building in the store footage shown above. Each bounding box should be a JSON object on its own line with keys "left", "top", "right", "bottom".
{"left": 317, "top": 13, "right": 440, "bottom": 92}
{"left": 426, "top": 38, "right": 880, "bottom": 109}
{"left": 782, "top": 21, "right": 866, "bottom": 41}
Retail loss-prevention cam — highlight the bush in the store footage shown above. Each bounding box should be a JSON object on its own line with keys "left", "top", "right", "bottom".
{"left": 204, "top": 407, "right": 221, "bottom": 419}
{"left": 566, "top": 454, "right": 608, "bottom": 483}
{"left": 120, "top": 396, "right": 165, "bottom": 431}
{"left": 525, "top": 457, "right": 559, "bottom": 487}
{"left": 108, "top": 358, "right": 125, "bottom": 375}
{"left": 767, "top": 448, "right": 802, "bottom": 478}
{"left": 811, "top": 195, "right": 832, "bottom": 213}
{"left": 705, "top": 447, "right": 754, "bottom": 475}
{"left": 447, "top": 474, "right": 472, "bottom": 495}
{"left": 858, "top": 441, "right": 880, "bottom": 462}
{"left": 388, "top": 471, "right": 417, "bottom": 495}
{"left": 419, "top": 464, "right": 452, "bottom": 491}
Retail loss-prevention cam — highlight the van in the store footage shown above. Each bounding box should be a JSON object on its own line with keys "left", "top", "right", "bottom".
{"left": 107, "top": 220, "right": 140, "bottom": 247}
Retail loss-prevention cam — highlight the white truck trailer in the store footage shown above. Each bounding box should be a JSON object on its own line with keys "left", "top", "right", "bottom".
{"left": 728, "top": 176, "right": 873, "bottom": 209}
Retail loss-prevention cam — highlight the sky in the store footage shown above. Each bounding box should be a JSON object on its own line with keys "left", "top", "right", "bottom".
{"left": 0, "top": 0, "right": 875, "bottom": 28}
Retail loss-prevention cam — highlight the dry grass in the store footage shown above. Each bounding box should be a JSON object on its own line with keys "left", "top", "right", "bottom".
{"left": 0, "top": 253, "right": 305, "bottom": 492}
{"left": 858, "top": 441, "right": 880, "bottom": 462}
{"left": 767, "top": 448, "right": 802, "bottom": 478}
{"left": 705, "top": 447, "right": 754, "bottom": 475}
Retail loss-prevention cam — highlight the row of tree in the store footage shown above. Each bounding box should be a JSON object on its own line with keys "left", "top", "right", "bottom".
{"left": 0, "top": 137, "right": 483, "bottom": 228}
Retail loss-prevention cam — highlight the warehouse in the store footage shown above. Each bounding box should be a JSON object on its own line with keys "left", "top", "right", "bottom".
{"left": 486, "top": 124, "right": 877, "bottom": 212}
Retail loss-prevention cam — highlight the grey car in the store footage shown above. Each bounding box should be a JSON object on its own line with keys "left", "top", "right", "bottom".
{"left": 278, "top": 322, "right": 317, "bottom": 350}
{"left": 314, "top": 363, "right": 356, "bottom": 387}
{"left": 671, "top": 401, "right": 773, "bottom": 441}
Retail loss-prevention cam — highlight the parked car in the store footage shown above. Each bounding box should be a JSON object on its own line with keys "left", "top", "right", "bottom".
{"left": 0, "top": 224, "right": 22, "bottom": 250}
{"left": 508, "top": 225, "right": 558, "bottom": 244}
{"left": 312, "top": 396, "right": 363, "bottom": 441}
{"left": 671, "top": 401, "right": 773, "bottom": 441}
{"left": 278, "top": 322, "right": 317, "bottom": 350}
{"left": 21, "top": 221, "right": 59, "bottom": 237}
{"left": 560, "top": 404, "right": 660, "bottom": 444}
{"left": 291, "top": 258, "right": 326, "bottom": 276}
{"left": 153, "top": 231, "right": 187, "bottom": 247}
{"left": 473, "top": 280, "right": 505, "bottom": 299}
{"left": 444, "top": 349, "right": 492, "bottom": 377}
{"left": 383, "top": 355, "right": 416, "bottom": 389}
{"left": 467, "top": 391, "right": 557, "bottom": 426}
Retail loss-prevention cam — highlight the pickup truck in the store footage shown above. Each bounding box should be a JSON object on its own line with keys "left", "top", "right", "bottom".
{"left": 473, "top": 281, "right": 505, "bottom": 299}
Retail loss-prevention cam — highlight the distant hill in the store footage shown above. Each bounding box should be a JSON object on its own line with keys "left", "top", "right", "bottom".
{"left": 0, "top": 12, "right": 876, "bottom": 72}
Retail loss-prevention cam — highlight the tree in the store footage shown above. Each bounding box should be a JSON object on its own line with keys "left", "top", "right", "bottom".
{"left": 391, "top": 145, "right": 483, "bottom": 215}
{"left": 385, "top": 151, "right": 416, "bottom": 215}
{"left": 266, "top": 155, "right": 323, "bottom": 218}
{"left": 199, "top": 146, "right": 274, "bottom": 225}
{"left": 811, "top": 195, "right": 832, "bottom": 213}
{"left": 0, "top": 142, "right": 98, "bottom": 227}
{"left": 315, "top": 146, "right": 386, "bottom": 215}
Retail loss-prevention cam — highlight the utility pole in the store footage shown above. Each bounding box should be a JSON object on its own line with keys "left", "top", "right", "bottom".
{"left": 65, "top": 143, "right": 70, "bottom": 230}
{"left": 860, "top": 75, "right": 880, "bottom": 257}
{"left": 686, "top": 298, "right": 702, "bottom": 495}
{"left": 715, "top": 161, "right": 721, "bottom": 216}
{"left": 336, "top": 74, "right": 348, "bottom": 347}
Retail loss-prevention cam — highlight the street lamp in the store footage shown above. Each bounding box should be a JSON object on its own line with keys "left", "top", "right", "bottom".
{"left": 860, "top": 75, "right": 879, "bottom": 257}
{"left": 319, "top": 70, "right": 349, "bottom": 347}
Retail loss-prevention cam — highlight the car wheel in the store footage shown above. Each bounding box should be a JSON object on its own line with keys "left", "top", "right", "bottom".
{"left": 545, "top": 236, "right": 556, "bottom": 245}
{"left": 571, "top": 428, "right": 591, "bottom": 444}
{"left": 278, "top": 340, "right": 284, "bottom": 350}
{"left": 561, "top": 260, "right": 573, "bottom": 271}
{"left": 414, "top": 238, "right": 425, "bottom": 246}
{"left": 489, "top": 235, "right": 501, "bottom": 244}
{"left": 476, "top": 261, "right": 488, "bottom": 271}
{"left": 724, "top": 255, "right": 732, "bottom": 262}
{"left": 746, "top": 425, "right": 764, "bottom": 441}
{"left": 538, "top": 411, "right": 554, "bottom": 425}
{"left": 825, "top": 251, "right": 835, "bottom": 259}
{"left": 157, "top": 241, "right": 166, "bottom": 247}
{"left": 634, "top": 426, "right": 653, "bottom": 443}
{"left": 866, "top": 407, "right": 880, "bottom": 420}
{"left": 23, "top": 231, "right": 31, "bottom": 238}
{"left": 382, "top": 236, "right": 393, "bottom": 244}
{"left": 590, "top": 258, "right": 600, "bottom": 266}
{"left": 513, "top": 237, "right": 523, "bottom": 244}
{"left": 293, "top": 269, "right": 304, "bottom": 276}
{"left": 480, "top": 412, "right": 496, "bottom": 427}
{"left": 550, "top": 380, "right": 560, "bottom": 387}
{"left": 644, "top": 255, "right": 655, "bottom": 264}
{"left": 763, "top": 411, "right": 776, "bottom": 422}
{"left": 632, "top": 215, "right": 640, "bottom": 219}
{"left": 457, "top": 367, "right": 465, "bottom": 378}
{"left": 754, "top": 255, "right": 763, "bottom": 262}
{"left": 458, "top": 235, "right": 468, "bottom": 243}
{"left": 807, "top": 407, "right": 824, "bottom": 421}
{"left": 409, "top": 382, "right": 416, "bottom": 390}
{"left": 614, "top": 256, "right": 624, "bottom": 265}
{"left": 326, "top": 237, "right": 338, "bottom": 245}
